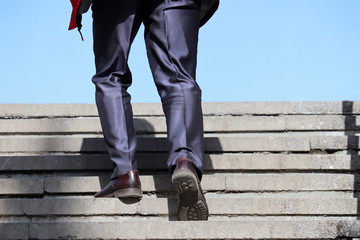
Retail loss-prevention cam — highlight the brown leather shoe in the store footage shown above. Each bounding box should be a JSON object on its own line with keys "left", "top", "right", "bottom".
{"left": 171, "top": 158, "right": 209, "bottom": 221}
{"left": 95, "top": 170, "right": 142, "bottom": 198}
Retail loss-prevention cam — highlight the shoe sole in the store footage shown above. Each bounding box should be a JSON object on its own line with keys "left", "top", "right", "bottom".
{"left": 172, "top": 169, "right": 208, "bottom": 221}
{"left": 101, "top": 188, "right": 143, "bottom": 198}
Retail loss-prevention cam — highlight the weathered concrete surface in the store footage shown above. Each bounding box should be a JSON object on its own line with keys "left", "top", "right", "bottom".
{"left": 1, "top": 154, "right": 357, "bottom": 171}
{"left": 28, "top": 218, "right": 339, "bottom": 239}
{"left": 0, "top": 221, "right": 28, "bottom": 239}
{"left": 21, "top": 197, "right": 358, "bottom": 216}
{"left": 310, "top": 135, "right": 360, "bottom": 150}
{"left": 204, "top": 154, "right": 359, "bottom": 170}
{"left": 225, "top": 174, "right": 358, "bottom": 192}
{"left": 1, "top": 102, "right": 359, "bottom": 240}
{"left": 2, "top": 101, "right": 360, "bottom": 117}
{"left": 0, "top": 173, "right": 357, "bottom": 195}
{"left": 44, "top": 176, "right": 102, "bottom": 194}
{"left": 0, "top": 118, "right": 103, "bottom": 134}
{"left": 0, "top": 134, "right": 360, "bottom": 153}
{"left": 286, "top": 115, "right": 353, "bottom": 130}
{"left": 0, "top": 135, "right": 311, "bottom": 153}
{"left": 0, "top": 199, "right": 23, "bottom": 215}
{"left": 0, "top": 218, "right": 350, "bottom": 240}
{"left": 0, "top": 154, "right": 114, "bottom": 171}
{"left": 0, "top": 178, "right": 43, "bottom": 195}
{"left": 201, "top": 101, "right": 360, "bottom": 115}
{"left": 338, "top": 221, "right": 360, "bottom": 238}
{"left": 0, "top": 115, "right": 357, "bottom": 134}
{"left": 0, "top": 104, "right": 99, "bottom": 118}
{"left": 42, "top": 173, "right": 358, "bottom": 194}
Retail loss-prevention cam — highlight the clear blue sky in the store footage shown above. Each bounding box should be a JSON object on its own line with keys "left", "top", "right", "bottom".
{"left": 0, "top": 1, "right": 359, "bottom": 103}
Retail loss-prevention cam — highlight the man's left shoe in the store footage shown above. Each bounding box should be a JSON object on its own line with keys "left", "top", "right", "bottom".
{"left": 95, "top": 170, "right": 142, "bottom": 198}
{"left": 171, "top": 158, "right": 209, "bottom": 221}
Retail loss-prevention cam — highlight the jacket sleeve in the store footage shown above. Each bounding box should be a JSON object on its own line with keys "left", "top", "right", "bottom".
{"left": 200, "top": 0, "right": 219, "bottom": 27}
{"left": 78, "top": 0, "right": 93, "bottom": 14}
{"left": 69, "top": 0, "right": 217, "bottom": 30}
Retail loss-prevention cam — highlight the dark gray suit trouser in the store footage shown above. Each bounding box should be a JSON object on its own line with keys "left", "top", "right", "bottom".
{"left": 91, "top": 0, "right": 204, "bottom": 180}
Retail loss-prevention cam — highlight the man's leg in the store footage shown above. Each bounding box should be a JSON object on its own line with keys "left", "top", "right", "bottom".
{"left": 144, "top": 0, "right": 204, "bottom": 179}
{"left": 144, "top": 0, "right": 208, "bottom": 220}
{"left": 91, "top": 0, "right": 143, "bottom": 198}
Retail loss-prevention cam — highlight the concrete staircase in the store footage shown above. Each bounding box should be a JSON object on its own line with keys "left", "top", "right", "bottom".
{"left": 0, "top": 102, "right": 359, "bottom": 239}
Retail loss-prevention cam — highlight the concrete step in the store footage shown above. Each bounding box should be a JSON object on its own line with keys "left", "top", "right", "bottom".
{"left": 3, "top": 218, "right": 343, "bottom": 239}
{"left": 1, "top": 101, "right": 359, "bottom": 117}
{"left": 0, "top": 220, "right": 29, "bottom": 240}
{"left": 2, "top": 133, "right": 359, "bottom": 153}
{"left": 2, "top": 218, "right": 359, "bottom": 240}
{"left": 0, "top": 135, "right": 312, "bottom": 153}
{"left": 43, "top": 174, "right": 360, "bottom": 194}
{"left": 1, "top": 153, "right": 358, "bottom": 171}
{"left": 0, "top": 196, "right": 356, "bottom": 217}
{"left": 0, "top": 174, "right": 357, "bottom": 195}
{"left": 0, "top": 102, "right": 358, "bottom": 239}
{"left": 0, "top": 115, "right": 357, "bottom": 134}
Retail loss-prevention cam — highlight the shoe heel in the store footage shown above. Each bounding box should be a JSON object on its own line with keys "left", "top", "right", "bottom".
{"left": 172, "top": 177, "right": 198, "bottom": 195}
{"left": 114, "top": 188, "right": 143, "bottom": 198}
{"left": 172, "top": 168, "right": 199, "bottom": 194}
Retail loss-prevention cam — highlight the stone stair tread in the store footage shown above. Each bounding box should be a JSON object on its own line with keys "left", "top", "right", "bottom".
{"left": 6, "top": 196, "right": 355, "bottom": 216}
{"left": 0, "top": 173, "right": 357, "bottom": 195}
{"left": 1, "top": 102, "right": 359, "bottom": 117}
{"left": 2, "top": 218, "right": 359, "bottom": 239}
{"left": 45, "top": 174, "right": 359, "bottom": 193}
{"left": 1, "top": 153, "right": 358, "bottom": 171}
{"left": 0, "top": 135, "right": 312, "bottom": 153}
{"left": 1, "top": 134, "right": 359, "bottom": 153}
{"left": 26, "top": 218, "right": 343, "bottom": 239}
{"left": 0, "top": 115, "right": 356, "bottom": 134}
{"left": 3, "top": 196, "right": 357, "bottom": 216}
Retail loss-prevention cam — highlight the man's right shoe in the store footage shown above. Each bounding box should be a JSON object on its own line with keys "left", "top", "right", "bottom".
{"left": 94, "top": 170, "right": 142, "bottom": 198}
{"left": 171, "top": 158, "right": 209, "bottom": 221}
